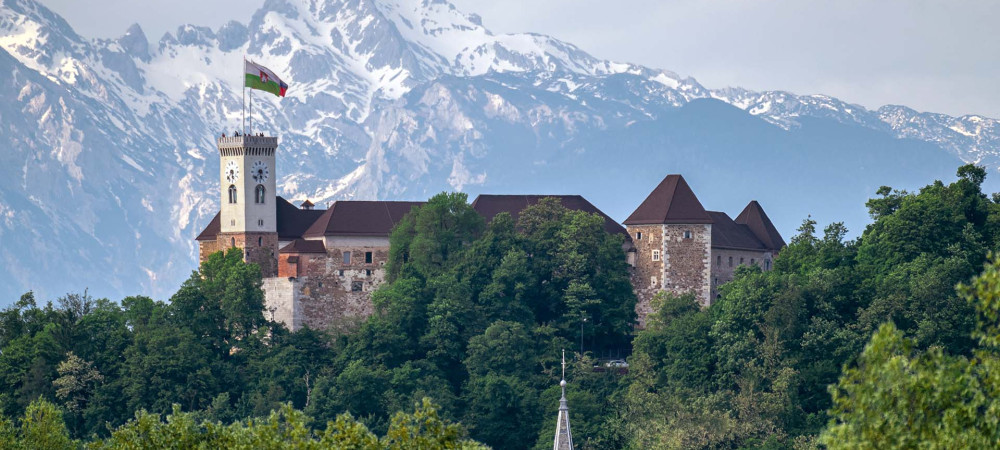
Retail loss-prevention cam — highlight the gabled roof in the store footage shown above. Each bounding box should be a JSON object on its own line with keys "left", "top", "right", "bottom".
{"left": 624, "top": 174, "right": 713, "bottom": 225}
{"left": 279, "top": 238, "right": 327, "bottom": 254}
{"left": 302, "top": 201, "right": 424, "bottom": 238}
{"left": 276, "top": 197, "right": 326, "bottom": 239}
{"left": 707, "top": 211, "right": 769, "bottom": 251}
{"left": 196, "top": 213, "right": 221, "bottom": 241}
{"left": 194, "top": 196, "right": 324, "bottom": 241}
{"left": 735, "top": 201, "right": 786, "bottom": 251}
{"left": 471, "top": 194, "right": 629, "bottom": 239}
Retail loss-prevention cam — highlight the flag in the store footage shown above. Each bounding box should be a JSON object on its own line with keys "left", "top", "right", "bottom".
{"left": 244, "top": 60, "right": 288, "bottom": 97}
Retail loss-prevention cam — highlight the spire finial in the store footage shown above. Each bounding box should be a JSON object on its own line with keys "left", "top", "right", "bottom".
{"left": 554, "top": 349, "right": 574, "bottom": 450}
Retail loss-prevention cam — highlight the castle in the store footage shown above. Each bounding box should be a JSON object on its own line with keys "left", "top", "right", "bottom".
{"left": 196, "top": 135, "right": 785, "bottom": 330}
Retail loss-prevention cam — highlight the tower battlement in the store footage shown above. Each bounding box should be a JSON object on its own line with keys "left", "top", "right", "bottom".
{"left": 217, "top": 136, "right": 278, "bottom": 155}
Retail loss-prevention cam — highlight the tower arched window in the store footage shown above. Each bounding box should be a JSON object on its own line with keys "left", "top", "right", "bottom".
{"left": 228, "top": 185, "right": 238, "bottom": 204}
{"left": 255, "top": 184, "right": 266, "bottom": 204}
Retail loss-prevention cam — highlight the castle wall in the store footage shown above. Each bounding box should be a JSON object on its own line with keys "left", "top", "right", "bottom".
{"left": 262, "top": 277, "right": 300, "bottom": 329}
{"left": 710, "top": 248, "right": 774, "bottom": 300}
{"left": 627, "top": 223, "right": 712, "bottom": 326}
{"left": 265, "top": 239, "right": 390, "bottom": 332}
{"left": 214, "top": 232, "right": 279, "bottom": 277}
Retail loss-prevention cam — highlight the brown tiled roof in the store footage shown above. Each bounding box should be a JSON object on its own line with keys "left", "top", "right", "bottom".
{"left": 279, "top": 238, "right": 327, "bottom": 254}
{"left": 302, "top": 201, "right": 424, "bottom": 238}
{"left": 624, "top": 174, "right": 713, "bottom": 225}
{"left": 196, "top": 212, "right": 221, "bottom": 241}
{"left": 194, "top": 197, "right": 325, "bottom": 241}
{"left": 707, "top": 211, "right": 768, "bottom": 251}
{"left": 276, "top": 197, "right": 325, "bottom": 239}
{"left": 300, "top": 199, "right": 314, "bottom": 208}
{"left": 735, "top": 201, "right": 786, "bottom": 251}
{"left": 471, "top": 194, "right": 630, "bottom": 239}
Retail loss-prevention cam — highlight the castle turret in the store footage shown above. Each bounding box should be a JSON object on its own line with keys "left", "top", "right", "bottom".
{"left": 624, "top": 174, "right": 713, "bottom": 322}
{"left": 217, "top": 134, "right": 279, "bottom": 276}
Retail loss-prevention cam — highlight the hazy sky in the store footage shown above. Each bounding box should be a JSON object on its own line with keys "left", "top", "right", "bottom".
{"left": 39, "top": 0, "right": 1000, "bottom": 118}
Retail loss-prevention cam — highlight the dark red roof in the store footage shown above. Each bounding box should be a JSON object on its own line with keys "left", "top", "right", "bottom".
{"left": 196, "top": 212, "right": 221, "bottom": 241}
{"left": 707, "top": 211, "right": 768, "bottom": 251}
{"left": 279, "top": 239, "right": 327, "bottom": 254}
{"left": 735, "top": 201, "right": 786, "bottom": 251}
{"left": 624, "top": 175, "right": 713, "bottom": 225}
{"left": 471, "top": 194, "right": 629, "bottom": 238}
{"left": 302, "top": 201, "right": 424, "bottom": 238}
{"left": 195, "top": 196, "right": 325, "bottom": 241}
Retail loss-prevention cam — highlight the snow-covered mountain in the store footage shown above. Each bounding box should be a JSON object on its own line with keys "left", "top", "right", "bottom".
{"left": 0, "top": 0, "right": 994, "bottom": 303}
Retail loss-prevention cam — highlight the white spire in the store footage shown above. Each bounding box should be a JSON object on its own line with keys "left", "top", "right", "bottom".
{"left": 553, "top": 349, "right": 574, "bottom": 450}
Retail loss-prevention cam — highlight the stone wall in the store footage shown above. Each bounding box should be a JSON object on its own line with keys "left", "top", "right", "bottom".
{"left": 627, "top": 224, "right": 665, "bottom": 326}
{"left": 661, "top": 224, "right": 712, "bottom": 307}
{"left": 709, "top": 248, "right": 774, "bottom": 300}
{"left": 265, "top": 238, "right": 391, "bottom": 332}
{"left": 213, "top": 232, "right": 279, "bottom": 277}
{"left": 262, "top": 277, "right": 300, "bottom": 330}
{"left": 627, "top": 223, "right": 712, "bottom": 327}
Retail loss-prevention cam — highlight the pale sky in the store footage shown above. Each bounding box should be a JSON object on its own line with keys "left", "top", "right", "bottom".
{"left": 38, "top": 0, "right": 1000, "bottom": 118}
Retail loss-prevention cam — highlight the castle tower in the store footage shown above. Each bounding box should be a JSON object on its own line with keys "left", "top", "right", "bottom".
{"left": 217, "top": 134, "right": 279, "bottom": 276}
{"left": 553, "top": 349, "right": 574, "bottom": 450}
{"left": 624, "top": 174, "right": 713, "bottom": 324}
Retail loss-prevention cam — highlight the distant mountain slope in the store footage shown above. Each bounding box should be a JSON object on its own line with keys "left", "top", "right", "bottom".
{"left": 0, "top": 0, "right": 993, "bottom": 303}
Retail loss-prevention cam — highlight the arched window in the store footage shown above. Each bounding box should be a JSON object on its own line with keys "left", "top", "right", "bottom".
{"left": 255, "top": 184, "right": 266, "bottom": 204}
{"left": 228, "top": 185, "right": 238, "bottom": 203}
{"left": 230, "top": 237, "right": 236, "bottom": 248}
{"left": 258, "top": 237, "right": 263, "bottom": 247}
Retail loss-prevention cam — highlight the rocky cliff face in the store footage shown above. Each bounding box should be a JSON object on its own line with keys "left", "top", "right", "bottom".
{"left": 0, "top": 0, "right": 992, "bottom": 302}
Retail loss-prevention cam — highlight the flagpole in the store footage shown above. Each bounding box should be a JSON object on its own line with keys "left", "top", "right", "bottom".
{"left": 249, "top": 59, "right": 253, "bottom": 135}
{"left": 241, "top": 56, "right": 246, "bottom": 134}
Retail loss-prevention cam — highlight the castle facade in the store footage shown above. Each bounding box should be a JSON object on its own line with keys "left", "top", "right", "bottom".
{"left": 196, "top": 135, "right": 784, "bottom": 330}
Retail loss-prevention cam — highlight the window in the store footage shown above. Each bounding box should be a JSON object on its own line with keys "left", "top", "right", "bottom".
{"left": 717, "top": 255, "right": 721, "bottom": 266}
{"left": 766, "top": 259, "right": 771, "bottom": 270}
{"left": 338, "top": 270, "right": 344, "bottom": 276}
{"left": 740, "top": 257, "right": 745, "bottom": 265}
{"left": 652, "top": 250, "right": 660, "bottom": 261}
{"left": 365, "top": 269, "right": 372, "bottom": 276}
{"left": 255, "top": 184, "right": 266, "bottom": 204}
{"left": 351, "top": 281, "right": 363, "bottom": 292}
{"left": 750, "top": 258, "right": 755, "bottom": 265}
{"left": 365, "top": 251, "right": 373, "bottom": 264}
{"left": 342, "top": 251, "right": 351, "bottom": 265}
{"left": 258, "top": 219, "right": 264, "bottom": 227}
{"left": 683, "top": 230, "right": 692, "bottom": 239}
{"left": 714, "top": 277, "right": 718, "bottom": 285}
{"left": 231, "top": 237, "right": 236, "bottom": 247}
{"left": 258, "top": 237, "right": 262, "bottom": 247}
{"left": 636, "top": 231, "right": 642, "bottom": 240}
{"left": 228, "top": 185, "right": 238, "bottom": 203}
{"left": 728, "top": 256, "right": 733, "bottom": 267}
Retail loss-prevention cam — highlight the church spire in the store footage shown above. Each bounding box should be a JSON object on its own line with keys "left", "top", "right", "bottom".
{"left": 553, "top": 349, "right": 574, "bottom": 450}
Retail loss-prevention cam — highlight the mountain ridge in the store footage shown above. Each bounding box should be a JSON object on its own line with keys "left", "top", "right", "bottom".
{"left": 0, "top": 0, "right": 993, "bottom": 303}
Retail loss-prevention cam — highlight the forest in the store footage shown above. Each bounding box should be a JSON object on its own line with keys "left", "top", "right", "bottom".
{"left": 3, "top": 165, "right": 1000, "bottom": 448}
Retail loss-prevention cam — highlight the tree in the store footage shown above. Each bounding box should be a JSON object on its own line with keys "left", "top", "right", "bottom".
{"left": 52, "top": 351, "right": 103, "bottom": 413}
{"left": 822, "top": 255, "right": 1000, "bottom": 448}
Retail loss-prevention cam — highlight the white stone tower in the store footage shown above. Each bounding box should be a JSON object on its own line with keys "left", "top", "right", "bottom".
{"left": 217, "top": 134, "right": 279, "bottom": 276}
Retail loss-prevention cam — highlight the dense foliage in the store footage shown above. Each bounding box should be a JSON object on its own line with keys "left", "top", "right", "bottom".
{"left": 2, "top": 166, "right": 1000, "bottom": 448}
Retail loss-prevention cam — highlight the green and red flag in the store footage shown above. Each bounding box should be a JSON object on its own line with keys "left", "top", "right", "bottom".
{"left": 244, "top": 60, "right": 288, "bottom": 97}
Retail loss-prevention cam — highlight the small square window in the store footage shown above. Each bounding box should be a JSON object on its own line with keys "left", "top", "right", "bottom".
{"left": 636, "top": 231, "right": 642, "bottom": 240}
{"left": 351, "top": 281, "right": 363, "bottom": 292}
{"left": 338, "top": 270, "right": 344, "bottom": 276}
{"left": 365, "top": 251, "right": 373, "bottom": 264}
{"left": 652, "top": 250, "right": 660, "bottom": 261}
{"left": 683, "top": 230, "right": 692, "bottom": 239}
{"left": 342, "top": 251, "right": 351, "bottom": 265}
{"left": 365, "top": 269, "right": 372, "bottom": 276}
